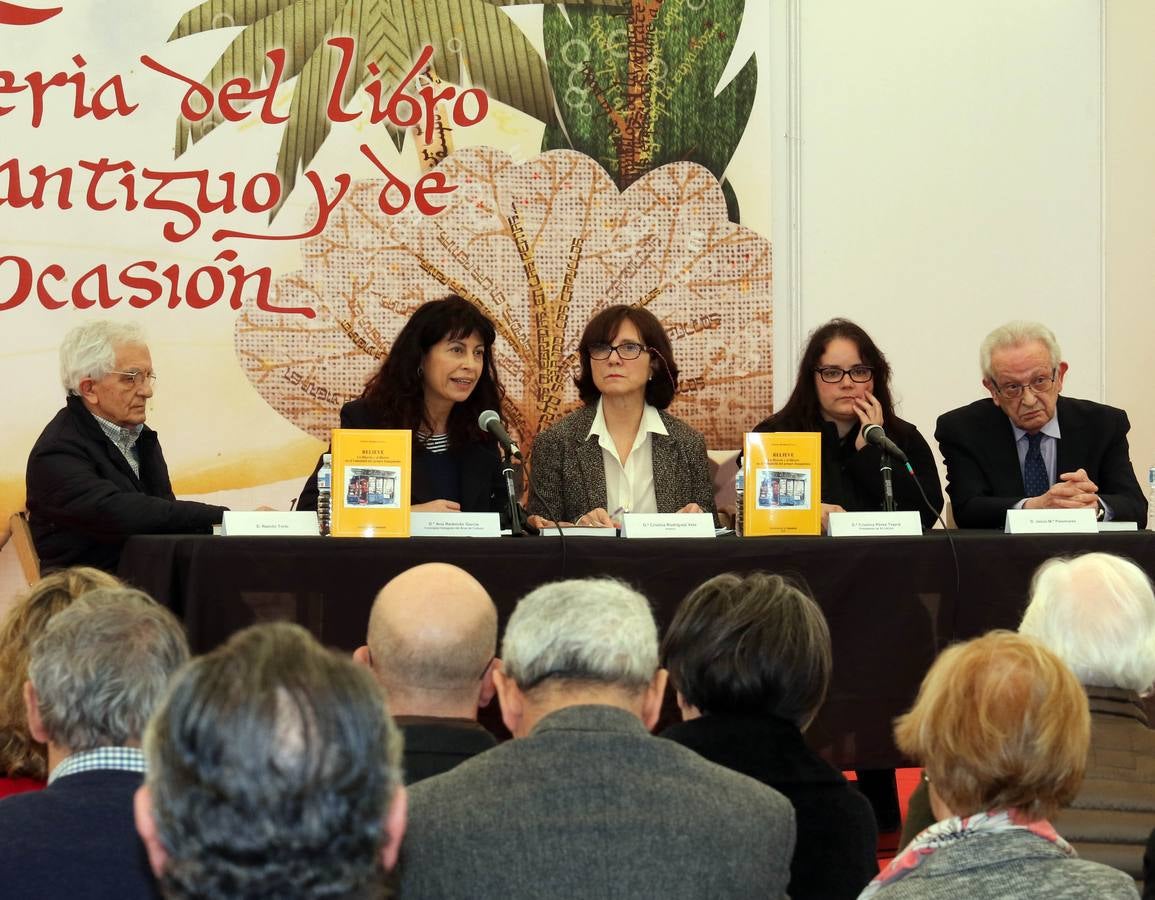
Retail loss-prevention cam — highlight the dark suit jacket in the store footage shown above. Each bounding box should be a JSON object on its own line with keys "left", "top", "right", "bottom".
{"left": 662, "top": 713, "right": 878, "bottom": 900}
{"left": 399, "top": 704, "right": 796, "bottom": 899}
{"left": 755, "top": 414, "right": 944, "bottom": 529}
{"left": 25, "top": 395, "right": 227, "bottom": 572}
{"left": 527, "top": 404, "right": 715, "bottom": 522}
{"left": 0, "top": 769, "right": 160, "bottom": 899}
{"left": 297, "top": 398, "right": 508, "bottom": 518}
{"left": 395, "top": 716, "right": 497, "bottom": 785}
{"left": 935, "top": 396, "right": 1146, "bottom": 528}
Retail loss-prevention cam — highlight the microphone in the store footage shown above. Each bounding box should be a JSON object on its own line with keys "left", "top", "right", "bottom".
{"left": 478, "top": 410, "right": 522, "bottom": 459}
{"left": 861, "top": 423, "right": 908, "bottom": 463}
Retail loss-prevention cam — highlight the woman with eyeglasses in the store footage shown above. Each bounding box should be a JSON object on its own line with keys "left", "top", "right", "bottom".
{"left": 527, "top": 305, "right": 714, "bottom": 529}
{"left": 755, "top": 318, "right": 943, "bottom": 534}
{"left": 297, "top": 295, "right": 513, "bottom": 521}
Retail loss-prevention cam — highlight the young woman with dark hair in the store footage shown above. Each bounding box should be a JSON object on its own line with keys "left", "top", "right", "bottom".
{"left": 298, "top": 296, "right": 511, "bottom": 516}
{"left": 756, "top": 318, "right": 943, "bottom": 531}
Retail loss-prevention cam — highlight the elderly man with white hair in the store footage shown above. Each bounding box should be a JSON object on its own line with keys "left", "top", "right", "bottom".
{"left": 25, "top": 320, "right": 227, "bottom": 572}
{"left": 935, "top": 321, "right": 1146, "bottom": 527}
{"left": 901, "top": 552, "right": 1155, "bottom": 883}
{"left": 398, "top": 577, "right": 796, "bottom": 900}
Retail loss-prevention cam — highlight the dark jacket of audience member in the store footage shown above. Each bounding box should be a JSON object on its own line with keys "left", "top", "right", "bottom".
{"left": 395, "top": 716, "right": 497, "bottom": 784}
{"left": 659, "top": 571, "right": 877, "bottom": 900}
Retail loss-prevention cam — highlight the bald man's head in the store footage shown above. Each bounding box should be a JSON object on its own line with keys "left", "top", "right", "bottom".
{"left": 359, "top": 564, "right": 498, "bottom": 718}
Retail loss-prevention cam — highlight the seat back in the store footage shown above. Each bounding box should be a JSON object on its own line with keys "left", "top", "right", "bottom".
{"left": 8, "top": 511, "right": 40, "bottom": 586}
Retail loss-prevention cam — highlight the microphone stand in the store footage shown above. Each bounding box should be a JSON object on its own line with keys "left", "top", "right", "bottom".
{"left": 880, "top": 449, "right": 896, "bottom": 513}
{"left": 502, "top": 445, "right": 526, "bottom": 537}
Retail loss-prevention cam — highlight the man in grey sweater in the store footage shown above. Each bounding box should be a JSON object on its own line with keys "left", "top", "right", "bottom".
{"left": 398, "top": 577, "right": 796, "bottom": 900}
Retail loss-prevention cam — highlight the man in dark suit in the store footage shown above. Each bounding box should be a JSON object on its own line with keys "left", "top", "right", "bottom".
{"left": 26, "top": 320, "right": 227, "bottom": 572}
{"left": 354, "top": 562, "right": 498, "bottom": 783}
{"left": 0, "top": 588, "right": 189, "bottom": 899}
{"left": 399, "top": 578, "right": 796, "bottom": 900}
{"left": 936, "top": 321, "right": 1146, "bottom": 528}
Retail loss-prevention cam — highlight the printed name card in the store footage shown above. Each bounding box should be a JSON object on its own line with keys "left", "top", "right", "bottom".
{"left": 1097, "top": 521, "right": 1139, "bottom": 532}
{"left": 619, "top": 513, "right": 715, "bottom": 539}
{"left": 220, "top": 512, "right": 319, "bottom": 536}
{"left": 827, "top": 511, "right": 923, "bottom": 537}
{"left": 1004, "top": 508, "right": 1097, "bottom": 534}
{"left": 409, "top": 512, "right": 501, "bottom": 538}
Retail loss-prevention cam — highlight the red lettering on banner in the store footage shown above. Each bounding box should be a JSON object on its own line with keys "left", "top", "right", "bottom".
{"left": 0, "top": 54, "right": 137, "bottom": 126}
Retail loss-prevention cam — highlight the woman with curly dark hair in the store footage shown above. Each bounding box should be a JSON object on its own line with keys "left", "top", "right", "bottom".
{"left": 298, "top": 296, "right": 511, "bottom": 516}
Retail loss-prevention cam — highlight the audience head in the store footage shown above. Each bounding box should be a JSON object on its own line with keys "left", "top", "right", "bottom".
{"left": 361, "top": 295, "right": 504, "bottom": 447}
{"left": 137, "top": 622, "right": 406, "bottom": 899}
{"left": 0, "top": 567, "right": 122, "bottom": 778}
{"left": 1021, "top": 552, "right": 1155, "bottom": 693}
{"left": 495, "top": 578, "right": 665, "bottom": 735}
{"left": 894, "top": 631, "right": 1089, "bottom": 822}
{"left": 979, "top": 320, "right": 1066, "bottom": 432}
{"left": 575, "top": 305, "right": 679, "bottom": 409}
{"left": 59, "top": 320, "right": 155, "bottom": 427}
{"left": 774, "top": 318, "right": 899, "bottom": 432}
{"left": 26, "top": 587, "right": 188, "bottom": 756}
{"left": 357, "top": 562, "right": 498, "bottom": 718}
{"left": 661, "top": 572, "right": 832, "bottom": 730}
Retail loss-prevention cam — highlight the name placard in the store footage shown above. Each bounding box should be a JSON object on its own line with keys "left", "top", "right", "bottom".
{"left": 221, "top": 512, "right": 319, "bottom": 537}
{"left": 828, "top": 511, "right": 923, "bottom": 537}
{"left": 1098, "top": 521, "right": 1139, "bottom": 533}
{"left": 1004, "top": 508, "right": 1097, "bottom": 534}
{"left": 409, "top": 512, "right": 501, "bottom": 538}
{"left": 620, "top": 513, "right": 715, "bottom": 539}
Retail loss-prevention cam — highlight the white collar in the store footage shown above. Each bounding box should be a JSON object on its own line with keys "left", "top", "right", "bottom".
{"left": 1011, "top": 412, "right": 1061, "bottom": 443}
{"left": 586, "top": 398, "right": 668, "bottom": 442}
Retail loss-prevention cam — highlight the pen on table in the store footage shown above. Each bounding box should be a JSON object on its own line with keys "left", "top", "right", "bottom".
{"left": 289, "top": 498, "right": 297, "bottom": 511}
{"left": 609, "top": 505, "right": 626, "bottom": 521}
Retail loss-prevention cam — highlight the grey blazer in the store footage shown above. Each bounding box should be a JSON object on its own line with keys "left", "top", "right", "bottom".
{"left": 527, "top": 404, "right": 716, "bottom": 522}
{"left": 398, "top": 704, "right": 796, "bottom": 900}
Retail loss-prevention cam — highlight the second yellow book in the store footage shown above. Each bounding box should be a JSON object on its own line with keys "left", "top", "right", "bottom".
{"left": 331, "top": 429, "right": 412, "bottom": 538}
{"left": 743, "top": 432, "right": 822, "bottom": 536}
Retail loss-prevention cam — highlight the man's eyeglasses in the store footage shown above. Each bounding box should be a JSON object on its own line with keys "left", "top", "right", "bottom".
{"left": 993, "top": 370, "right": 1056, "bottom": 400}
{"left": 588, "top": 342, "right": 648, "bottom": 361}
{"left": 814, "top": 365, "right": 874, "bottom": 384}
{"left": 109, "top": 370, "right": 158, "bottom": 387}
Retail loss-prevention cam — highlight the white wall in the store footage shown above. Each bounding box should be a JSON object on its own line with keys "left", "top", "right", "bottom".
{"left": 771, "top": 1, "right": 1146, "bottom": 502}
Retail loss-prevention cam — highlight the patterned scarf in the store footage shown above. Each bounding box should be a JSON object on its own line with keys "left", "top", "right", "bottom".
{"left": 859, "top": 807, "right": 1074, "bottom": 897}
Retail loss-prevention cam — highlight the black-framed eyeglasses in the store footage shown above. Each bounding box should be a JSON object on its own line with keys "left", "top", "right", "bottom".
{"left": 109, "top": 370, "right": 158, "bottom": 387}
{"left": 814, "top": 365, "right": 873, "bottom": 384}
{"left": 993, "top": 369, "right": 1056, "bottom": 400}
{"left": 587, "top": 341, "right": 648, "bottom": 361}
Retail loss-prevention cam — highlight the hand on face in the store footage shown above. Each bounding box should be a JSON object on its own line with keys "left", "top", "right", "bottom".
{"left": 1023, "top": 468, "right": 1100, "bottom": 511}
{"left": 852, "top": 392, "right": 885, "bottom": 451}
{"left": 815, "top": 337, "right": 874, "bottom": 431}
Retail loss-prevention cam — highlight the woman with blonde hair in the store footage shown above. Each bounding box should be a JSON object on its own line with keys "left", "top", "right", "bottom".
{"left": 0, "top": 566, "right": 121, "bottom": 796}
{"left": 863, "top": 631, "right": 1138, "bottom": 898}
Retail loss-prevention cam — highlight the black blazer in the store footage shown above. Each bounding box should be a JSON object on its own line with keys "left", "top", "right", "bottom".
{"left": 754, "top": 414, "right": 944, "bottom": 529}
{"left": 661, "top": 713, "right": 878, "bottom": 900}
{"left": 935, "top": 395, "right": 1146, "bottom": 528}
{"left": 25, "top": 396, "right": 226, "bottom": 573}
{"left": 297, "top": 398, "right": 508, "bottom": 517}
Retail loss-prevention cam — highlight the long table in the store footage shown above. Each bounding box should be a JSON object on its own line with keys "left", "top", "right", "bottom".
{"left": 119, "top": 530, "right": 1155, "bottom": 769}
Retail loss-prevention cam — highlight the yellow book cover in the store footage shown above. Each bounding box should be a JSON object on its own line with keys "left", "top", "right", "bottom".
{"left": 331, "top": 429, "right": 412, "bottom": 538}
{"left": 743, "top": 432, "right": 822, "bottom": 536}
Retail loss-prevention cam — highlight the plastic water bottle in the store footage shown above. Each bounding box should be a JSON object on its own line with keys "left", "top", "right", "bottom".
{"left": 734, "top": 464, "right": 745, "bottom": 537}
{"left": 1147, "top": 467, "right": 1155, "bottom": 531}
{"left": 317, "top": 453, "right": 332, "bottom": 536}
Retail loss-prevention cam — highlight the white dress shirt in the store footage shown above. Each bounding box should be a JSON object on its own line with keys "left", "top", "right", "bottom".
{"left": 587, "top": 399, "right": 668, "bottom": 515}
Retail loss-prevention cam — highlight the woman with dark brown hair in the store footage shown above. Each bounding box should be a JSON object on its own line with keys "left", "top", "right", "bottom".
{"left": 527, "top": 305, "right": 714, "bottom": 528}
{"left": 298, "top": 296, "right": 512, "bottom": 518}
{"left": 756, "top": 318, "right": 943, "bottom": 532}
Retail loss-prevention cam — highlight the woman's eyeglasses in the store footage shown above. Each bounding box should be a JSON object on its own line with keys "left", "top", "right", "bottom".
{"left": 814, "top": 365, "right": 873, "bottom": 384}
{"left": 588, "top": 342, "right": 648, "bottom": 361}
